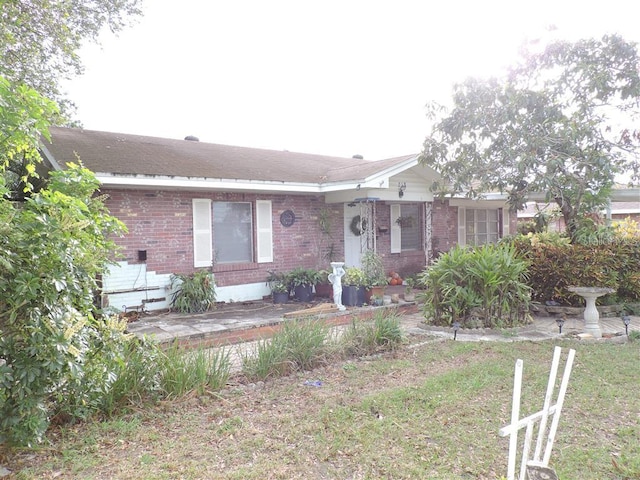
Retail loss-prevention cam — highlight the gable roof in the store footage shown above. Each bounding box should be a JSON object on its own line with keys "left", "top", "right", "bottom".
{"left": 41, "top": 127, "right": 433, "bottom": 194}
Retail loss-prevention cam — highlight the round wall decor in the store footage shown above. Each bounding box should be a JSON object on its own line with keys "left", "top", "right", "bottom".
{"left": 280, "top": 209, "right": 296, "bottom": 227}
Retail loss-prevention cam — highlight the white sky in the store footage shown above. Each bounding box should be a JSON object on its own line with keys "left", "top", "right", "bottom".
{"left": 63, "top": 0, "right": 640, "bottom": 159}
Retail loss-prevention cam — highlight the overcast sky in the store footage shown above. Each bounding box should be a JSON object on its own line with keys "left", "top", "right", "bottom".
{"left": 63, "top": 0, "right": 640, "bottom": 159}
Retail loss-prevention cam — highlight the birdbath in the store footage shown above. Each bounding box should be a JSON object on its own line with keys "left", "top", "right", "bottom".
{"left": 567, "top": 286, "right": 615, "bottom": 339}
{"left": 328, "top": 262, "right": 346, "bottom": 311}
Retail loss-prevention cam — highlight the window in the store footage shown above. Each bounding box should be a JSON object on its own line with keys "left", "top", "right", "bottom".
{"left": 390, "top": 203, "right": 422, "bottom": 253}
{"left": 192, "top": 199, "right": 273, "bottom": 267}
{"left": 213, "top": 202, "right": 253, "bottom": 263}
{"left": 464, "top": 208, "right": 500, "bottom": 245}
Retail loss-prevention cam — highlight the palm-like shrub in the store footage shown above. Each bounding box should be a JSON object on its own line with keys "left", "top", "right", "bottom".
{"left": 170, "top": 271, "right": 216, "bottom": 313}
{"left": 420, "top": 243, "right": 531, "bottom": 328}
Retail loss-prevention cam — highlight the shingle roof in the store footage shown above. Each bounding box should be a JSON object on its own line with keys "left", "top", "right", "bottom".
{"left": 43, "top": 127, "right": 417, "bottom": 185}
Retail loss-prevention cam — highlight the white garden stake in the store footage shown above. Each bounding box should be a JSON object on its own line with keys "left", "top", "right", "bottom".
{"left": 499, "top": 346, "right": 576, "bottom": 480}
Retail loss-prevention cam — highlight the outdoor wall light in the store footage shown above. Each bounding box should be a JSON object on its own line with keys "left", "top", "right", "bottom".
{"left": 452, "top": 321, "right": 461, "bottom": 340}
{"left": 622, "top": 313, "right": 631, "bottom": 335}
{"left": 555, "top": 315, "right": 565, "bottom": 334}
{"left": 398, "top": 182, "right": 406, "bottom": 198}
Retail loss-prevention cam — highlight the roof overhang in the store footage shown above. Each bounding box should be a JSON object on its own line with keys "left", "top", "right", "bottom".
{"left": 86, "top": 155, "right": 429, "bottom": 195}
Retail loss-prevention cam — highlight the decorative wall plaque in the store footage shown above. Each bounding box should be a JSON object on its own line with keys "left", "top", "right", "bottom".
{"left": 280, "top": 209, "right": 295, "bottom": 227}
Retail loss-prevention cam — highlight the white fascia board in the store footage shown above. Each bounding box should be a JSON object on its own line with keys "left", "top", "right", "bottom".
{"left": 95, "top": 173, "right": 377, "bottom": 194}
{"left": 448, "top": 197, "right": 509, "bottom": 207}
{"left": 39, "top": 144, "right": 64, "bottom": 171}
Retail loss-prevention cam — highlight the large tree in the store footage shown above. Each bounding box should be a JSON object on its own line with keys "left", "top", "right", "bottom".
{"left": 0, "top": 0, "right": 142, "bottom": 113}
{"left": 420, "top": 34, "right": 640, "bottom": 241}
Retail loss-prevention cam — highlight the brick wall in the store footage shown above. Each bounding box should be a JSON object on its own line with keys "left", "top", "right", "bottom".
{"left": 431, "top": 199, "right": 458, "bottom": 256}
{"left": 104, "top": 189, "right": 346, "bottom": 288}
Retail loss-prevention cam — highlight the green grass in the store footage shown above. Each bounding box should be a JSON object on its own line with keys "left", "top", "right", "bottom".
{"left": 6, "top": 340, "right": 640, "bottom": 479}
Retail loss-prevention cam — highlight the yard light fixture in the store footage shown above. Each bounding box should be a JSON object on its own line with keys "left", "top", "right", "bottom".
{"left": 622, "top": 313, "right": 631, "bottom": 336}
{"left": 452, "top": 321, "right": 461, "bottom": 340}
{"left": 555, "top": 315, "right": 565, "bottom": 334}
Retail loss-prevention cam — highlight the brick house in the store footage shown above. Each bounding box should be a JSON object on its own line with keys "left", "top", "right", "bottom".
{"left": 41, "top": 127, "right": 516, "bottom": 311}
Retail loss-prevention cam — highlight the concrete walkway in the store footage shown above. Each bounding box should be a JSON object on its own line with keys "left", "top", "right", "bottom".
{"left": 126, "top": 297, "right": 639, "bottom": 347}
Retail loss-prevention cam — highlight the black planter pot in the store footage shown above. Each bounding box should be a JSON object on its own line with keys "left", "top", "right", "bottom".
{"left": 272, "top": 291, "right": 289, "bottom": 304}
{"left": 342, "top": 285, "right": 366, "bottom": 306}
{"left": 293, "top": 284, "right": 314, "bottom": 302}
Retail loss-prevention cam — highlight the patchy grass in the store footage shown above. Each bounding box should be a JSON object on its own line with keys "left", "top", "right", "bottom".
{"left": 5, "top": 339, "right": 640, "bottom": 479}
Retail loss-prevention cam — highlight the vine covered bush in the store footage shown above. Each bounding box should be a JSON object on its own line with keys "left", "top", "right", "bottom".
{"left": 419, "top": 243, "right": 531, "bottom": 328}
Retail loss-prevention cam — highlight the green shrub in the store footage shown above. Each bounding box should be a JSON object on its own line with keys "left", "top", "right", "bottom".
{"left": 340, "top": 310, "right": 404, "bottom": 357}
{"left": 159, "top": 344, "right": 230, "bottom": 397}
{"left": 0, "top": 164, "right": 126, "bottom": 446}
{"left": 96, "top": 334, "right": 164, "bottom": 416}
{"left": 170, "top": 270, "right": 216, "bottom": 313}
{"left": 420, "top": 243, "right": 531, "bottom": 328}
{"left": 510, "top": 234, "right": 640, "bottom": 304}
{"left": 241, "top": 319, "right": 330, "bottom": 381}
{"left": 51, "top": 317, "right": 163, "bottom": 422}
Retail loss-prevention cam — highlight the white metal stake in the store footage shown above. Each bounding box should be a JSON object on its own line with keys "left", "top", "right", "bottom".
{"left": 533, "top": 346, "right": 562, "bottom": 462}
{"left": 542, "top": 348, "right": 575, "bottom": 465}
{"left": 507, "top": 358, "right": 523, "bottom": 480}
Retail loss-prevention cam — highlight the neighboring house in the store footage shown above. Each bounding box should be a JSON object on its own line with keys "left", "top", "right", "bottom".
{"left": 518, "top": 199, "right": 640, "bottom": 232}
{"left": 40, "top": 127, "right": 516, "bottom": 311}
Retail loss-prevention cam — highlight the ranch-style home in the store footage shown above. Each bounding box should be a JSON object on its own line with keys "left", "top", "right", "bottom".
{"left": 40, "top": 127, "right": 516, "bottom": 311}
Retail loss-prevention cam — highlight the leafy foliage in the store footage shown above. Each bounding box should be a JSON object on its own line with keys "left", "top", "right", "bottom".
{"left": 170, "top": 270, "right": 216, "bottom": 313}
{"left": 421, "top": 35, "right": 640, "bottom": 241}
{"left": 419, "top": 243, "right": 531, "bottom": 328}
{"left": 0, "top": 0, "right": 142, "bottom": 112}
{"left": 0, "top": 162, "right": 126, "bottom": 446}
{"left": 341, "top": 310, "right": 404, "bottom": 357}
{"left": 510, "top": 233, "right": 640, "bottom": 304}
{"left": 343, "top": 266, "right": 366, "bottom": 286}
{"left": 286, "top": 267, "right": 321, "bottom": 287}
{"left": 241, "top": 319, "right": 330, "bottom": 381}
{"left": 360, "top": 250, "right": 387, "bottom": 287}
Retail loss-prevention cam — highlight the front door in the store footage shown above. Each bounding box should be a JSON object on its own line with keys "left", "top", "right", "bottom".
{"left": 343, "top": 203, "right": 362, "bottom": 267}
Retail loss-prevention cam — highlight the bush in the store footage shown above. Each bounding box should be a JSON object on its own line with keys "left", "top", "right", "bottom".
{"left": 419, "top": 243, "right": 531, "bottom": 328}
{"left": 159, "top": 344, "right": 230, "bottom": 398}
{"left": 241, "top": 319, "right": 330, "bottom": 381}
{"left": 509, "top": 234, "right": 640, "bottom": 304}
{"left": 170, "top": 270, "right": 216, "bottom": 313}
{"left": 340, "top": 310, "right": 404, "bottom": 356}
{"left": 0, "top": 164, "right": 126, "bottom": 446}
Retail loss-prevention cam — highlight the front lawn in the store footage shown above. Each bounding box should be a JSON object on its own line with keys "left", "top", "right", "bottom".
{"left": 7, "top": 339, "right": 640, "bottom": 479}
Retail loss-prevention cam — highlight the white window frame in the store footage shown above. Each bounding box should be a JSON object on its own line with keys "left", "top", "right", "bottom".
{"left": 193, "top": 198, "right": 273, "bottom": 267}
{"left": 459, "top": 207, "right": 502, "bottom": 246}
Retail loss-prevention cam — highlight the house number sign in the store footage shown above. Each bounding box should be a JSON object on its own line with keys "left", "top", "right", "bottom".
{"left": 280, "top": 209, "right": 296, "bottom": 227}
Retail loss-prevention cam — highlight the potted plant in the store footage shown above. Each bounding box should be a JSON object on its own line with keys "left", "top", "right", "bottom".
{"left": 266, "top": 270, "right": 290, "bottom": 304}
{"left": 288, "top": 267, "right": 321, "bottom": 302}
{"left": 403, "top": 275, "right": 417, "bottom": 302}
{"left": 361, "top": 250, "right": 387, "bottom": 303}
{"left": 314, "top": 269, "right": 333, "bottom": 298}
{"left": 342, "top": 266, "right": 366, "bottom": 306}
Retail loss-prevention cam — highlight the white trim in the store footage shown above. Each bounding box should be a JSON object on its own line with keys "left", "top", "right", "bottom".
{"left": 457, "top": 206, "right": 466, "bottom": 246}
{"left": 390, "top": 204, "right": 402, "bottom": 253}
{"left": 192, "top": 199, "right": 213, "bottom": 268}
{"left": 255, "top": 200, "right": 273, "bottom": 263}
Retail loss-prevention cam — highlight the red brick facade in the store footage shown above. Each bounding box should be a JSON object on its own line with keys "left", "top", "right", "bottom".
{"left": 104, "top": 188, "right": 438, "bottom": 288}
{"left": 105, "top": 188, "right": 516, "bottom": 298}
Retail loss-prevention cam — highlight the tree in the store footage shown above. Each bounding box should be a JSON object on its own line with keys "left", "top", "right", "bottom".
{"left": 0, "top": 0, "right": 142, "bottom": 113}
{"left": 420, "top": 35, "right": 640, "bottom": 241}
{"left": 0, "top": 77, "right": 131, "bottom": 446}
